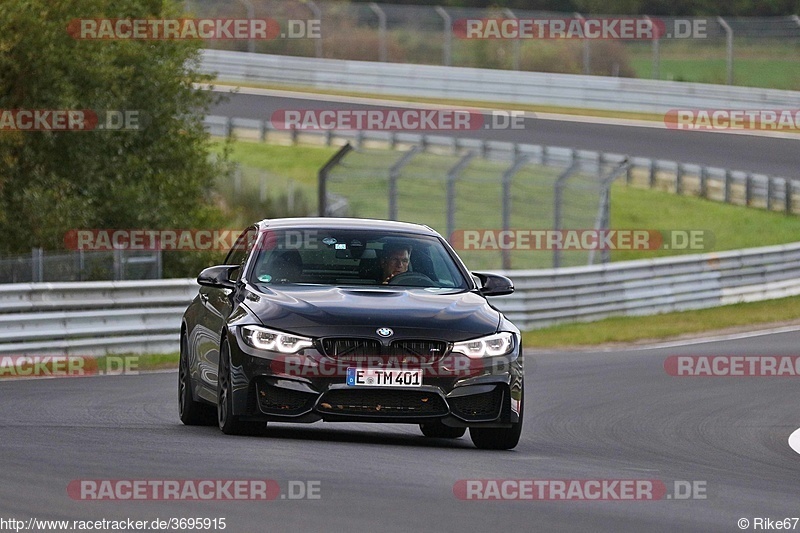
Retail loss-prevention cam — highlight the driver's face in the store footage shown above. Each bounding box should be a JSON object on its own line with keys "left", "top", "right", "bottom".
{"left": 382, "top": 249, "right": 410, "bottom": 280}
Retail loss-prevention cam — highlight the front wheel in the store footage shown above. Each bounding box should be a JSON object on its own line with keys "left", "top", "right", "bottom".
{"left": 178, "top": 334, "right": 215, "bottom": 426}
{"left": 469, "top": 389, "right": 523, "bottom": 450}
{"left": 217, "top": 339, "right": 253, "bottom": 435}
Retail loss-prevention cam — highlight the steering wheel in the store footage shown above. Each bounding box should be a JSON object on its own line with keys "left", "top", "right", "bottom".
{"left": 388, "top": 271, "right": 436, "bottom": 287}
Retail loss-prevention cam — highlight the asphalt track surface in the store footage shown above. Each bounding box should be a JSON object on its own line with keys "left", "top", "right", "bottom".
{"left": 210, "top": 91, "right": 800, "bottom": 178}
{"left": 2, "top": 330, "right": 799, "bottom": 533}
{"left": 3, "top": 90, "right": 797, "bottom": 532}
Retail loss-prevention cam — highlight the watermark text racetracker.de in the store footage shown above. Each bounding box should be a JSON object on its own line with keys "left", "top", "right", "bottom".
{"left": 65, "top": 228, "right": 323, "bottom": 252}
{"left": 453, "top": 17, "right": 709, "bottom": 40}
{"left": 0, "top": 356, "right": 139, "bottom": 379}
{"left": 665, "top": 109, "right": 800, "bottom": 131}
{"left": 0, "top": 109, "right": 142, "bottom": 131}
{"left": 450, "top": 229, "right": 712, "bottom": 252}
{"left": 65, "top": 229, "right": 246, "bottom": 252}
{"left": 68, "top": 479, "right": 321, "bottom": 501}
{"left": 665, "top": 356, "right": 800, "bottom": 377}
{"left": 453, "top": 479, "right": 707, "bottom": 500}
{"left": 270, "top": 108, "right": 526, "bottom": 131}
{"left": 68, "top": 18, "right": 320, "bottom": 40}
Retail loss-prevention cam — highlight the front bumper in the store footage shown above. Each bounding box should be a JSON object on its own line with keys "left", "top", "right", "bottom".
{"left": 226, "top": 327, "right": 523, "bottom": 427}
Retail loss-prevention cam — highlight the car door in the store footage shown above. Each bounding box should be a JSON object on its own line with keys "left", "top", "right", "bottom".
{"left": 196, "top": 225, "right": 259, "bottom": 393}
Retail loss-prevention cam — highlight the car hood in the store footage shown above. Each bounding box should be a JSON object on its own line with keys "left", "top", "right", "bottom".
{"left": 242, "top": 285, "right": 500, "bottom": 341}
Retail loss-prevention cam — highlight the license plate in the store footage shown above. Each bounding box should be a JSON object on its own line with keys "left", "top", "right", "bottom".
{"left": 346, "top": 368, "right": 422, "bottom": 387}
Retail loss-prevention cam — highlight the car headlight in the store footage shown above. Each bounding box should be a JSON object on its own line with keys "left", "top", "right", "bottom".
{"left": 452, "top": 332, "right": 515, "bottom": 359}
{"left": 241, "top": 325, "right": 313, "bottom": 354}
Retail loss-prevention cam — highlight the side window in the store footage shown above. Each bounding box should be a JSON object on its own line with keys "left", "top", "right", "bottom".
{"left": 224, "top": 227, "right": 258, "bottom": 281}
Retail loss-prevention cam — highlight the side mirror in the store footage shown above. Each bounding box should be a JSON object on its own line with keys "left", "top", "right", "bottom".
{"left": 472, "top": 272, "right": 514, "bottom": 297}
{"left": 197, "top": 265, "right": 240, "bottom": 290}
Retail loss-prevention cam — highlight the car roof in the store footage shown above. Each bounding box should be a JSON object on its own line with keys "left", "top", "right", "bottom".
{"left": 256, "top": 217, "right": 439, "bottom": 236}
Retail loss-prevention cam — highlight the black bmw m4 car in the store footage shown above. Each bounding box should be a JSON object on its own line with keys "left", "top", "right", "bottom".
{"left": 180, "top": 217, "right": 524, "bottom": 449}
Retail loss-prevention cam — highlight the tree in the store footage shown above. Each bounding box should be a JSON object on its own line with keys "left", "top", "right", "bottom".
{"left": 0, "top": 0, "right": 229, "bottom": 264}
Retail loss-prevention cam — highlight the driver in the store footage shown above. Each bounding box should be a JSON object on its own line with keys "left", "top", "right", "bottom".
{"left": 380, "top": 243, "right": 411, "bottom": 284}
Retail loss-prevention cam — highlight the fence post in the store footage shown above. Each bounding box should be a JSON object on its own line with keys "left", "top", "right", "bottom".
{"left": 649, "top": 159, "right": 657, "bottom": 188}
{"left": 237, "top": 0, "right": 255, "bottom": 53}
{"left": 369, "top": 3, "right": 388, "bottom": 63}
{"left": 32, "top": 247, "right": 43, "bottom": 282}
{"left": 597, "top": 151, "right": 604, "bottom": 178}
{"left": 318, "top": 143, "right": 354, "bottom": 216}
{"left": 724, "top": 169, "right": 732, "bottom": 203}
{"left": 767, "top": 176, "right": 774, "bottom": 210}
{"left": 435, "top": 6, "right": 452, "bottom": 66}
{"left": 574, "top": 12, "right": 590, "bottom": 74}
{"left": 501, "top": 156, "right": 531, "bottom": 270}
{"left": 786, "top": 178, "right": 794, "bottom": 215}
{"left": 717, "top": 17, "right": 734, "bottom": 85}
{"left": 504, "top": 8, "right": 521, "bottom": 70}
{"left": 745, "top": 173, "right": 753, "bottom": 206}
{"left": 676, "top": 163, "right": 683, "bottom": 195}
{"left": 700, "top": 166, "right": 708, "bottom": 198}
{"left": 646, "top": 15, "right": 660, "bottom": 79}
{"left": 553, "top": 161, "right": 579, "bottom": 269}
{"left": 446, "top": 152, "right": 476, "bottom": 240}
{"left": 388, "top": 146, "right": 421, "bottom": 220}
{"left": 259, "top": 119, "right": 267, "bottom": 142}
{"left": 307, "top": 1, "right": 323, "bottom": 58}
{"left": 113, "top": 248, "right": 123, "bottom": 280}
{"left": 590, "top": 158, "right": 630, "bottom": 265}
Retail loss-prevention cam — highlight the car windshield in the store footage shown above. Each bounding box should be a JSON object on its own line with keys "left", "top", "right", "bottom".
{"left": 248, "top": 229, "right": 469, "bottom": 289}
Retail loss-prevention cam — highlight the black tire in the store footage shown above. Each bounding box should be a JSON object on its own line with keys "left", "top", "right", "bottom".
{"left": 178, "top": 334, "right": 215, "bottom": 426}
{"left": 420, "top": 420, "right": 467, "bottom": 439}
{"left": 217, "top": 339, "right": 253, "bottom": 435}
{"left": 469, "top": 389, "right": 524, "bottom": 450}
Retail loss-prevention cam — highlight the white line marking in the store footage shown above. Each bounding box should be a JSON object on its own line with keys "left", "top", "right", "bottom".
{"left": 788, "top": 427, "right": 800, "bottom": 456}
{"left": 620, "top": 325, "right": 800, "bottom": 351}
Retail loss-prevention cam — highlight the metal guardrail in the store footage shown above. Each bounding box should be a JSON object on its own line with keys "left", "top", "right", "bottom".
{"left": 496, "top": 242, "right": 800, "bottom": 329}
{"left": 0, "top": 279, "right": 198, "bottom": 355}
{"left": 188, "top": 1, "right": 800, "bottom": 86}
{"left": 3, "top": 242, "right": 800, "bottom": 354}
{"left": 199, "top": 50, "right": 800, "bottom": 114}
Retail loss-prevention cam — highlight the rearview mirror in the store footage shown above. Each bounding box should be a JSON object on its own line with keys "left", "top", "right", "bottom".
{"left": 472, "top": 272, "right": 514, "bottom": 297}
{"left": 197, "top": 265, "right": 240, "bottom": 290}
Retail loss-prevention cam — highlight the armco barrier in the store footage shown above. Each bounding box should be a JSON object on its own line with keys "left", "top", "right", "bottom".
{"left": 0, "top": 279, "right": 198, "bottom": 355}
{"left": 2, "top": 242, "right": 800, "bottom": 354}
{"left": 199, "top": 50, "right": 800, "bottom": 114}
